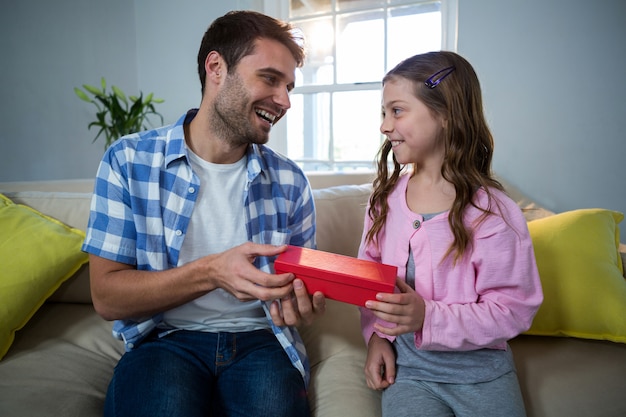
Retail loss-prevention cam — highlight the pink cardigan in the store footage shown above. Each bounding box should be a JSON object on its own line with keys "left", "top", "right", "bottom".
{"left": 359, "top": 174, "right": 543, "bottom": 351}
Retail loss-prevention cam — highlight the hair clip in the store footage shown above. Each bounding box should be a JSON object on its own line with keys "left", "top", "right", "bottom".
{"left": 424, "top": 66, "right": 456, "bottom": 89}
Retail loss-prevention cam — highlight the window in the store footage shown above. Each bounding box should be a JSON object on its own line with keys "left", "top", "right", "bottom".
{"left": 266, "top": 0, "right": 458, "bottom": 172}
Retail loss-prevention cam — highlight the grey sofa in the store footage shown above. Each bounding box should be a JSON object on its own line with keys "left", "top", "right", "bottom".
{"left": 1, "top": 176, "right": 625, "bottom": 417}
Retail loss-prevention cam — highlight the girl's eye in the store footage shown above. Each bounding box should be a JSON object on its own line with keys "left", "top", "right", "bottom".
{"left": 392, "top": 108, "right": 401, "bottom": 116}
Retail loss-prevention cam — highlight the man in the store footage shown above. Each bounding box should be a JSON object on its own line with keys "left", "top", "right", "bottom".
{"left": 82, "top": 10, "right": 325, "bottom": 417}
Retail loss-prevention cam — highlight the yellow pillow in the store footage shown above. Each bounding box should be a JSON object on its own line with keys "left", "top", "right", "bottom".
{"left": 0, "top": 193, "right": 89, "bottom": 359}
{"left": 525, "top": 208, "right": 625, "bottom": 343}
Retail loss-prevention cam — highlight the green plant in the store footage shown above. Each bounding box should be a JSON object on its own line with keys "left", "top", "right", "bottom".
{"left": 74, "top": 77, "right": 164, "bottom": 149}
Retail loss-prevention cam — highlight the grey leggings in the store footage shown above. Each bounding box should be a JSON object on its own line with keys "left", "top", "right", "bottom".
{"left": 382, "top": 371, "right": 526, "bottom": 417}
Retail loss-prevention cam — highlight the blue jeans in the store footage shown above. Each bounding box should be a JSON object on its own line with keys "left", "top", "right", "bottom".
{"left": 104, "top": 329, "right": 310, "bottom": 417}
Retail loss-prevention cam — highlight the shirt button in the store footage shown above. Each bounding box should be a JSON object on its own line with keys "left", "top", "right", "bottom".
{"left": 175, "top": 230, "right": 182, "bottom": 236}
{"left": 127, "top": 343, "right": 134, "bottom": 349}
{"left": 413, "top": 220, "right": 421, "bottom": 229}
{"left": 188, "top": 187, "right": 195, "bottom": 194}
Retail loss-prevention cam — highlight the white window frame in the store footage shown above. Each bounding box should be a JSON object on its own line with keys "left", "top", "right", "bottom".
{"left": 264, "top": 0, "right": 458, "bottom": 172}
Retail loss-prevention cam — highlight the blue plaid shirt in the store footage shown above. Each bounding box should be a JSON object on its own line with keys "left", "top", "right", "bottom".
{"left": 82, "top": 109, "right": 316, "bottom": 385}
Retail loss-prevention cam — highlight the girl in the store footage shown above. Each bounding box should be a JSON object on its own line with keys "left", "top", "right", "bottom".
{"left": 359, "top": 51, "right": 543, "bottom": 417}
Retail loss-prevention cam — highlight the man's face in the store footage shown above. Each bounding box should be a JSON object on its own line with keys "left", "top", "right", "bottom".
{"left": 211, "top": 38, "right": 297, "bottom": 147}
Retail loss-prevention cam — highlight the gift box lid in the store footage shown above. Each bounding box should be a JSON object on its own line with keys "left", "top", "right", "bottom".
{"left": 274, "top": 245, "right": 397, "bottom": 291}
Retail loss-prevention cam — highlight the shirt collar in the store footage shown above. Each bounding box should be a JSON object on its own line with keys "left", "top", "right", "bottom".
{"left": 246, "top": 144, "right": 266, "bottom": 184}
{"left": 164, "top": 110, "right": 194, "bottom": 168}
{"left": 164, "top": 108, "right": 268, "bottom": 184}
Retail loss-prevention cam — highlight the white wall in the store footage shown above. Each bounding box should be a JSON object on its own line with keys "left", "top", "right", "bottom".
{"left": 0, "top": 0, "right": 262, "bottom": 183}
{"left": 1, "top": 0, "right": 624, "bottom": 241}
{"left": 457, "top": 0, "right": 626, "bottom": 242}
{"left": 132, "top": 0, "right": 264, "bottom": 124}
{"left": 0, "top": 0, "right": 136, "bottom": 181}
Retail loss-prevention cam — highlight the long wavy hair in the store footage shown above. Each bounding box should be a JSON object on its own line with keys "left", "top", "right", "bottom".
{"left": 365, "top": 51, "right": 504, "bottom": 263}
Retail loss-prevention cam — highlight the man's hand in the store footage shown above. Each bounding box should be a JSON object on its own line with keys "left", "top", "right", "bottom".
{"left": 269, "top": 279, "right": 326, "bottom": 327}
{"left": 207, "top": 242, "right": 326, "bottom": 326}
{"left": 206, "top": 242, "right": 297, "bottom": 302}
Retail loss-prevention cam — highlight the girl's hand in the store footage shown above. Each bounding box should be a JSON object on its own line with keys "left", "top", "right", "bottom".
{"left": 364, "top": 334, "right": 396, "bottom": 390}
{"left": 365, "top": 278, "right": 425, "bottom": 337}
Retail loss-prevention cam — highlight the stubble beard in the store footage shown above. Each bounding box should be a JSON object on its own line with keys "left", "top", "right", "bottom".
{"left": 210, "top": 73, "right": 270, "bottom": 149}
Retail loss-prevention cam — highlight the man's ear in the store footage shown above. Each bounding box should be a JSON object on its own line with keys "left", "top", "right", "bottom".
{"left": 205, "top": 51, "right": 225, "bottom": 84}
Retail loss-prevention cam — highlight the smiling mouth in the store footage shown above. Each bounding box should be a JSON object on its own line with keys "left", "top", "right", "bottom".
{"left": 390, "top": 140, "right": 403, "bottom": 147}
{"left": 255, "top": 108, "right": 279, "bottom": 125}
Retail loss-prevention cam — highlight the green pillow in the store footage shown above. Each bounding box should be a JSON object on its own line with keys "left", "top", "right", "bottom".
{"left": 525, "top": 208, "right": 626, "bottom": 343}
{"left": 0, "top": 193, "right": 89, "bottom": 359}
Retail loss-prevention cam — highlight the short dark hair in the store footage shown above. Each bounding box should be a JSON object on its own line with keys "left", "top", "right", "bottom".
{"left": 197, "top": 10, "right": 305, "bottom": 95}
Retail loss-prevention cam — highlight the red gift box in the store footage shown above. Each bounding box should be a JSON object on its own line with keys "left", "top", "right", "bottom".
{"left": 274, "top": 245, "right": 397, "bottom": 307}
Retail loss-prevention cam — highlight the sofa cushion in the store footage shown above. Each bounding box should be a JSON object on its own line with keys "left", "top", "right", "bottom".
{"left": 510, "top": 335, "right": 626, "bottom": 417}
{"left": 1, "top": 190, "right": 94, "bottom": 304}
{"left": 0, "top": 193, "right": 89, "bottom": 359}
{"left": 48, "top": 264, "right": 93, "bottom": 304}
{"left": 1, "top": 190, "right": 92, "bottom": 232}
{"left": 299, "top": 299, "right": 381, "bottom": 417}
{"left": 0, "top": 303, "right": 123, "bottom": 416}
{"left": 525, "top": 208, "right": 626, "bottom": 343}
{"left": 312, "top": 184, "right": 371, "bottom": 257}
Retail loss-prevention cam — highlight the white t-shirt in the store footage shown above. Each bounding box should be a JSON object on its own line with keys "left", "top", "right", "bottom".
{"left": 162, "top": 149, "right": 269, "bottom": 332}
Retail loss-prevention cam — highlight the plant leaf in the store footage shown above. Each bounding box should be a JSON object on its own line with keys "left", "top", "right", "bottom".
{"left": 74, "top": 88, "right": 92, "bottom": 102}
{"left": 112, "top": 85, "right": 127, "bottom": 103}
{"left": 83, "top": 84, "right": 103, "bottom": 97}
{"left": 74, "top": 78, "right": 164, "bottom": 149}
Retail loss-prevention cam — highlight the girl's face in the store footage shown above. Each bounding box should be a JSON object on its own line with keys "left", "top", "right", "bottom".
{"left": 380, "top": 77, "right": 444, "bottom": 165}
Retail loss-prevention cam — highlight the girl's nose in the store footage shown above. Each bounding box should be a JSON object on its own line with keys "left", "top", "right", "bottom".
{"left": 380, "top": 117, "right": 391, "bottom": 134}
